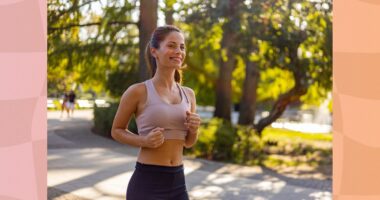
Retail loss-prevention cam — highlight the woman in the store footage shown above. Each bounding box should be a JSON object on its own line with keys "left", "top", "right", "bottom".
{"left": 111, "top": 25, "right": 201, "bottom": 200}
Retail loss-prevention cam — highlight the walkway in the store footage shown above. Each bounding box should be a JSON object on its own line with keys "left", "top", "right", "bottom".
{"left": 48, "top": 110, "right": 332, "bottom": 200}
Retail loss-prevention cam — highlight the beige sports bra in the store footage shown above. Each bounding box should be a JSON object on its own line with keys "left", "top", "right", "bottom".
{"left": 135, "top": 79, "right": 191, "bottom": 140}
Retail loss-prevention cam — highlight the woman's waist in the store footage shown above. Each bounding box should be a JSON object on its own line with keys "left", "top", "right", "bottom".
{"left": 140, "top": 140, "right": 184, "bottom": 153}
{"left": 138, "top": 141, "right": 184, "bottom": 166}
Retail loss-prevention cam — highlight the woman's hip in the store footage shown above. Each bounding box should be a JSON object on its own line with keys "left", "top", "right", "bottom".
{"left": 126, "top": 162, "right": 188, "bottom": 200}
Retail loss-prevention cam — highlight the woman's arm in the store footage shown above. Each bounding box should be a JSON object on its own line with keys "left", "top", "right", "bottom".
{"left": 183, "top": 87, "right": 201, "bottom": 148}
{"left": 111, "top": 83, "right": 147, "bottom": 147}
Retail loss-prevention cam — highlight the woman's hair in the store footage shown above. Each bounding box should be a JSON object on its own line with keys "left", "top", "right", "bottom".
{"left": 145, "top": 25, "right": 184, "bottom": 83}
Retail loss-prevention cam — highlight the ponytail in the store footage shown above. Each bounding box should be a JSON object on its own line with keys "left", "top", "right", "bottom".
{"left": 145, "top": 42, "right": 157, "bottom": 78}
{"left": 174, "top": 69, "right": 182, "bottom": 83}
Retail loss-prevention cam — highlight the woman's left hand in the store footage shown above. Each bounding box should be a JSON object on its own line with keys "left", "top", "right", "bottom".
{"left": 185, "top": 110, "right": 201, "bottom": 134}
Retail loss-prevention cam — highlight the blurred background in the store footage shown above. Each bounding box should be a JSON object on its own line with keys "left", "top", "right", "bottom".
{"left": 48, "top": 0, "right": 332, "bottom": 198}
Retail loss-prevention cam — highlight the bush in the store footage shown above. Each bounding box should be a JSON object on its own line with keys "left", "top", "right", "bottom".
{"left": 232, "top": 126, "right": 264, "bottom": 165}
{"left": 187, "top": 118, "right": 234, "bottom": 160}
{"left": 92, "top": 103, "right": 137, "bottom": 138}
{"left": 187, "top": 118, "right": 264, "bottom": 164}
{"left": 53, "top": 99, "right": 62, "bottom": 110}
{"left": 186, "top": 117, "right": 331, "bottom": 169}
{"left": 212, "top": 120, "right": 236, "bottom": 161}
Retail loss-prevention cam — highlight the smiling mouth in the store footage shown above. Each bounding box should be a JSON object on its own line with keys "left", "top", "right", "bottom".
{"left": 170, "top": 57, "right": 182, "bottom": 62}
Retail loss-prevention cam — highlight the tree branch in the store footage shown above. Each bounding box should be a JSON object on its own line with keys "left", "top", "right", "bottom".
{"left": 254, "top": 82, "right": 307, "bottom": 135}
{"left": 49, "top": 21, "right": 138, "bottom": 31}
{"left": 254, "top": 39, "right": 308, "bottom": 136}
{"left": 49, "top": 0, "right": 99, "bottom": 24}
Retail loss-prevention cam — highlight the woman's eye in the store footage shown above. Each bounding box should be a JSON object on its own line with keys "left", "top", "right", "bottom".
{"left": 168, "top": 44, "right": 185, "bottom": 50}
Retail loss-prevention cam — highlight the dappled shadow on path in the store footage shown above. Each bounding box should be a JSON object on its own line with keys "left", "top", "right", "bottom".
{"left": 48, "top": 110, "right": 331, "bottom": 200}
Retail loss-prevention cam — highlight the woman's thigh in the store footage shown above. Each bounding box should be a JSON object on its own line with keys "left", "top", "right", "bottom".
{"left": 126, "top": 170, "right": 172, "bottom": 200}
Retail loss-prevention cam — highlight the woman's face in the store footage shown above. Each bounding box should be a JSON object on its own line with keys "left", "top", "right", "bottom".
{"left": 152, "top": 31, "right": 186, "bottom": 70}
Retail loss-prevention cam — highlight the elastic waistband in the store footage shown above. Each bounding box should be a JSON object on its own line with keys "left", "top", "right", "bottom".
{"left": 135, "top": 162, "right": 184, "bottom": 173}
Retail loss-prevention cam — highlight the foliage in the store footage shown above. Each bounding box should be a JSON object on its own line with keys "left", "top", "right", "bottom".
{"left": 106, "top": 68, "right": 139, "bottom": 98}
{"left": 186, "top": 117, "right": 332, "bottom": 168}
{"left": 257, "top": 68, "right": 295, "bottom": 101}
{"left": 187, "top": 118, "right": 236, "bottom": 161}
{"left": 258, "top": 0, "right": 332, "bottom": 94}
{"left": 48, "top": 0, "right": 331, "bottom": 109}
{"left": 49, "top": 1, "right": 332, "bottom": 167}
{"left": 93, "top": 103, "right": 137, "bottom": 138}
{"left": 48, "top": 0, "right": 139, "bottom": 97}
{"left": 176, "top": 0, "right": 332, "bottom": 128}
{"left": 232, "top": 125, "right": 265, "bottom": 165}
{"left": 179, "top": 23, "right": 223, "bottom": 105}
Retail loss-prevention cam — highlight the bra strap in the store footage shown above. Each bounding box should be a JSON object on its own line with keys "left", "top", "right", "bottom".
{"left": 145, "top": 79, "right": 160, "bottom": 104}
{"left": 179, "top": 84, "right": 190, "bottom": 104}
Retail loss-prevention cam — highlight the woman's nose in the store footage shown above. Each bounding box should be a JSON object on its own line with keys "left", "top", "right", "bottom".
{"left": 174, "top": 47, "right": 181, "bottom": 53}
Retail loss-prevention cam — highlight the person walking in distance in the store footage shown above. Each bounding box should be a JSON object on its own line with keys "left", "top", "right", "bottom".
{"left": 111, "top": 25, "right": 201, "bottom": 200}
{"left": 67, "top": 90, "right": 76, "bottom": 117}
{"left": 60, "top": 91, "right": 69, "bottom": 118}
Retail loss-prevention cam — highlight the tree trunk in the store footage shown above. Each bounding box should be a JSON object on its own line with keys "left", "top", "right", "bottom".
{"left": 213, "top": 0, "right": 240, "bottom": 121}
{"left": 238, "top": 59, "right": 259, "bottom": 125}
{"left": 164, "top": 0, "right": 175, "bottom": 25}
{"left": 214, "top": 45, "right": 235, "bottom": 120}
{"left": 139, "top": 0, "right": 158, "bottom": 81}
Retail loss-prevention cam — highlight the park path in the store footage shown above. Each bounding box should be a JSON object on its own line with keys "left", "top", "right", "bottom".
{"left": 48, "top": 110, "right": 331, "bottom": 200}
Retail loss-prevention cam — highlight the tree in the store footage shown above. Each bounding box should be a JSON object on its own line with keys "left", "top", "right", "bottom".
{"left": 238, "top": 57, "right": 260, "bottom": 125}
{"left": 181, "top": 0, "right": 245, "bottom": 118}
{"left": 213, "top": 0, "right": 243, "bottom": 120}
{"left": 48, "top": 0, "right": 159, "bottom": 96}
{"left": 182, "top": 0, "right": 332, "bottom": 135}
{"left": 163, "top": 0, "right": 175, "bottom": 25}
{"left": 138, "top": 0, "right": 158, "bottom": 81}
{"left": 237, "top": 1, "right": 264, "bottom": 125}
{"left": 48, "top": 0, "right": 139, "bottom": 96}
{"left": 253, "top": 0, "right": 332, "bottom": 135}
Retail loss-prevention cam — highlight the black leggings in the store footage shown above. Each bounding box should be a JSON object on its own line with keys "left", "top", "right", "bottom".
{"left": 126, "top": 162, "right": 189, "bottom": 200}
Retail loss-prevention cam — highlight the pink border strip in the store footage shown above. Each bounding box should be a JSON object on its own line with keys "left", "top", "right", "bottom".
{"left": 0, "top": 0, "right": 47, "bottom": 199}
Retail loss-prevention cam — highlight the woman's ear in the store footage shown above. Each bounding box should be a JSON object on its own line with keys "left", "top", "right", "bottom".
{"left": 151, "top": 47, "right": 158, "bottom": 59}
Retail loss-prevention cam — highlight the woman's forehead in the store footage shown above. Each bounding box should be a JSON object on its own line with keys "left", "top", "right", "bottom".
{"left": 163, "top": 32, "right": 185, "bottom": 44}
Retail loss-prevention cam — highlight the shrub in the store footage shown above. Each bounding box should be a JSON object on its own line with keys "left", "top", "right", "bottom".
{"left": 189, "top": 118, "right": 219, "bottom": 159}
{"left": 186, "top": 117, "right": 330, "bottom": 169}
{"left": 188, "top": 118, "right": 263, "bottom": 163}
{"left": 92, "top": 103, "right": 137, "bottom": 138}
{"left": 232, "top": 126, "right": 264, "bottom": 165}
{"left": 212, "top": 119, "right": 237, "bottom": 161}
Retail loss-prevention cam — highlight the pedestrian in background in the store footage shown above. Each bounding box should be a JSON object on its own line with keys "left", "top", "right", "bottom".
{"left": 67, "top": 90, "right": 76, "bottom": 117}
{"left": 60, "top": 91, "right": 69, "bottom": 118}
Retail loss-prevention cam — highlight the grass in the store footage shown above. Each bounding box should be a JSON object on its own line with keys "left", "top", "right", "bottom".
{"left": 262, "top": 127, "right": 332, "bottom": 142}
{"left": 259, "top": 127, "right": 332, "bottom": 177}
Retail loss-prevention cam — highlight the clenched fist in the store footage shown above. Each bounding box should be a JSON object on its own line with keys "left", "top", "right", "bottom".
{"left": 142, "top": 127, "right": 165, "bottom": 148}
{"left": 184, "top": 110, "right": 201, "bottom": 134}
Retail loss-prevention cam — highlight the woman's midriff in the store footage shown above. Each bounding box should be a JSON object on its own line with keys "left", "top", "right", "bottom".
{"left": 137, "top": 139, "right": 184, "bottom": 166}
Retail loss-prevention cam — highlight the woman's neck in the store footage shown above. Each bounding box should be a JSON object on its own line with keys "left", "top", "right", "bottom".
{"left": 152, "top": 67, "right": 176, "bottom": 89}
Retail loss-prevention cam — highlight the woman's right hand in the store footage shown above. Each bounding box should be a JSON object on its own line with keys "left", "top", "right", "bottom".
{"left": 142, "top": 127, "right": 165, "bottom": 148}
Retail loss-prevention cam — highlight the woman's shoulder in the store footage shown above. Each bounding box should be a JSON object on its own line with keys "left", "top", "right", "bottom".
{"left": 181, "top": 85, "right": 194, "bottom": 94}
{"left": 121, "top": 82, "right": 147, "bottom": 100}
{"left": 181, "top": 86, "right": 195, "bottom": 99}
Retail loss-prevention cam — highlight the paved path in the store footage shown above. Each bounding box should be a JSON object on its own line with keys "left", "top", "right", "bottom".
{"left": 48, "top": 110, "right": 332, "bottom": 200}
